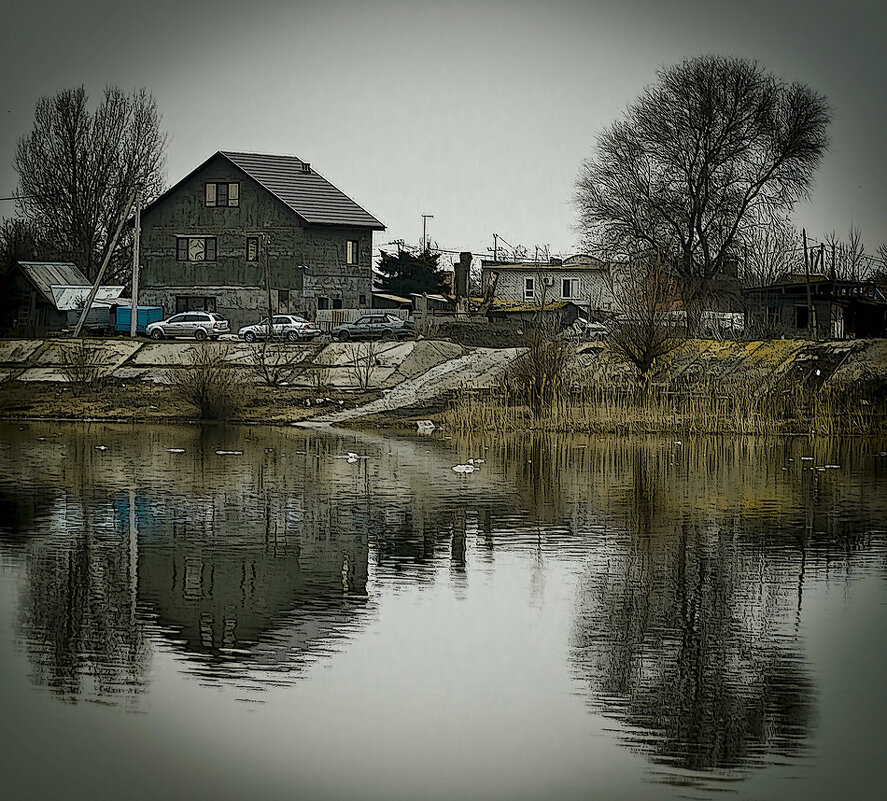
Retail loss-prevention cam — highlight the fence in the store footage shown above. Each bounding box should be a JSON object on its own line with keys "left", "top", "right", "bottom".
{"left": 314, "top": 308, "right": 411, "bottom": 332}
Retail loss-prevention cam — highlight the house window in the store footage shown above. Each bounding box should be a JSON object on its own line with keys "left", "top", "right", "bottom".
{"left": 562, "top": 278, "right": 580, "bottom": 299}
{"left": 332, "top": 297, "right": 343, "bottom": 310}
{"left": 317, "top": 296, "right": 330, "bottom": 310}
{"left": 175, "top": 296, "right": 217, "bottom": 313}
{"left": 524, "top": 277, "right": 535, "bottom": 300}
{"left": 246, "top": 237, "right": 259, "bottom": 262}
{"left": 205, "top": 182, "right": 240, "bottom": 207}
{"left": 346, "top": 240, "right": 359, "bottom": 265}
{"left": 358, "top": 294, "right": 367, "bottom": 307}
{"left": 278, "top": 289, "right": 289, "bottom": 311}
{"left": 176, "top": 236, "right": 217, "bottom": 262}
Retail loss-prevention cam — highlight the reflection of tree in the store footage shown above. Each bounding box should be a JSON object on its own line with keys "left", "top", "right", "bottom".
{"left": 570, "top": 445, "right": 829, "bottom": 776}
{"left": 21, "top": 518, "right": 148, "bottom": 703}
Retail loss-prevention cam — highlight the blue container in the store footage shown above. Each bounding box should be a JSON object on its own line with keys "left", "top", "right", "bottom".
{"left": 115, "top": 305, "right": 164, "bottom": 334}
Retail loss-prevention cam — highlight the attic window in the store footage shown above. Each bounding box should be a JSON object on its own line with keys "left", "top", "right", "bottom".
{"left": 205, "top": 182, "right": 239, "bottom": 207}
{"left": 301, "top": 162, "right": 311, "bottom": 174}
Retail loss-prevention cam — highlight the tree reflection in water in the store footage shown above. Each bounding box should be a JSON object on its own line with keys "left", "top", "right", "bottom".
{"left": 565, "top": 438, "right": 881, "bottom": 778}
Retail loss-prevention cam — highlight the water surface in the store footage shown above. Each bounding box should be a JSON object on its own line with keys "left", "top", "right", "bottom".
{"left": 1, "top": 423, "right": 885, "bottom": 800}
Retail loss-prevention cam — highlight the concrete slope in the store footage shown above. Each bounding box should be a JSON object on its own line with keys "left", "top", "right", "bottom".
{"left": 310, "top": 346, "right": 526, "bottom": 424}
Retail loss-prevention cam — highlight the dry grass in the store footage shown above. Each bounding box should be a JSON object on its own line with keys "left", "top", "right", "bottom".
{"left": 442, "top": 375, "right": 887, "bottom": 436}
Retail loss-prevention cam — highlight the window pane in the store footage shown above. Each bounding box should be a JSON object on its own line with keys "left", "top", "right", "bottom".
{"left": 217, "top": 183, "right": 228, "bottom": 207}
{"left": 228, "top": 183, "right": 239, "bottom": 207}
{"left": 177, "top": 238, "right": 188, "bottom": 261}
{"left": 246, "top": 237, "right": 258, "bottom": 261}
{"left": 189, "top": 238, "right": 205, "bottom": 261}
{"left": 205, "top": 183, "right": 216, "bottom": 207}
{"left": 206, "top": 238, "right": 217, "bottom": 261}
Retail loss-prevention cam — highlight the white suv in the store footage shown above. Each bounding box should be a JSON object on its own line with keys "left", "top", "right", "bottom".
{"left": 146, "top": 311, "right": 230, "bottom": 341}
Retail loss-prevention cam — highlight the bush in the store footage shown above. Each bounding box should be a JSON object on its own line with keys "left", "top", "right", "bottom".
{"left": 168, "top": 346, "right": 246, "bottom": 419}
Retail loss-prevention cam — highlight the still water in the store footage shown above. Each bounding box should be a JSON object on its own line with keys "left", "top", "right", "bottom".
{"left": 0, "top": 422, "right": 885, "bottom": 800}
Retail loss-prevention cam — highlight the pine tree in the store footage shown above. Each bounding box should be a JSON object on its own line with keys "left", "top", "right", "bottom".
{"left": 375, "top": 248, "right": 449, "bottom": 296}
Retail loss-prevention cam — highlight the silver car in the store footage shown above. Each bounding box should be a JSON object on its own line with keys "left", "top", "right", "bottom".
{"left": 146, "top": 311, "right": 230, "bottom": 341}
{"left": 238, "top": 314, "right": 321, "bottom": 342}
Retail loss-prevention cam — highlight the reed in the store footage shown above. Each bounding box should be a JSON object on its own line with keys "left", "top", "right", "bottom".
{"left": 441, "top": 375, "right": 887, "bottom": 436}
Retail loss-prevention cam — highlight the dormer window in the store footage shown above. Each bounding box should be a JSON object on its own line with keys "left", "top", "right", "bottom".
{"left": 205, "top": 182, "right": 239, "bottom": 207}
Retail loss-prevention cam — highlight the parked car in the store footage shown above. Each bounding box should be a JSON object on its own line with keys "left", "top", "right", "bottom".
{"left": 146, "top": 311, "right": 230, "bottom": 341}
{"left": 331, "top": 313, "right": 415, "bottom": 342}
{"left": 238, "top": 314, "right": 321, "bottom": 342}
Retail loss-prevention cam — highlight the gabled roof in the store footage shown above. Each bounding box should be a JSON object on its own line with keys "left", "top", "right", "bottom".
{"left": 16, "top": 262, "right": 89, "bottom": 301}
{"left": 144, "top": 151, "right": 385, "bottom": 230}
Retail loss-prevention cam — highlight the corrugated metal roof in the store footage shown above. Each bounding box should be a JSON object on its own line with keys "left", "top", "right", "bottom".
{"left": 220, "top": 151, "right": 385, "bottom": 230}
{"left": 50, "top": 285, "right": 124, "bottom": 311}
{"left": 18, "top": 262, "right": 89, "bottom": 301}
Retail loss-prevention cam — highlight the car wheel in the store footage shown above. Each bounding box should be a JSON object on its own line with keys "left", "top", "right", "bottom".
{"left": 244, "top": 331, "right": 256, "bottom": 343}
{"left": 337, "top": 331, "right": 350, "bottom": 342}
{"left": 382, "top": 329, "right": 396, "bottom": 342}
{"left": 195, "top": 328, "right": 208, "bottom": 342}
{"left": 286, "top": 330, "right": 298, "bottom": 342}
{"left": 150, "top": 329, "right": 163, "bottom": 340}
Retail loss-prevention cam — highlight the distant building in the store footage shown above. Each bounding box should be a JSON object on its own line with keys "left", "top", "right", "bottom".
{"left": 139, "top": 151, "right": 385, "bottom": 330}
{"left": 480, "top": 254, "right": 614, "bottom": 317}
{"left": 744, "top": 277, "right": 887, "bottom": 338}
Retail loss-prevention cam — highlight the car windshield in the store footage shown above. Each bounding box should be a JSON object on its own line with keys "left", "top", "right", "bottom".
{"left": 211, "top": 314, "right": 225, "bottom": 321}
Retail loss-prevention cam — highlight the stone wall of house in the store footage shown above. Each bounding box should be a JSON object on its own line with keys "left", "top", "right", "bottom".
{"left": 140, "top": 153, "right": 374, "bottom": 322}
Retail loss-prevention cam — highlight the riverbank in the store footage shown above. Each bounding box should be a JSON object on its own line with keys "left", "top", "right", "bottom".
{"left": 0, "top": 336, "right": 885, "bottom": 433}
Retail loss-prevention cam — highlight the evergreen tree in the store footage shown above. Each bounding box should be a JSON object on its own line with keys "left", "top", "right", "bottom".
{"left": 375, "top": 248, "right": 449, "bottom": 296}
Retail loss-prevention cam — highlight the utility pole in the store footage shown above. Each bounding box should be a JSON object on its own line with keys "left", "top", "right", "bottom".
{"left": 72, "top": 191, "right": 135, "bottom": 338}
{"left": 421, "top": 214, "right": 433, "bottom": 252}
{"left": 802, "top": 228, "right": 816, "bottom": 340}
{"left": 264, "top": 234, "right": 273, "bottom": 335}
{"left": 129, "top": 192, "right": 141, "bottom": 337}
{"left": 493, "top": 233, "right": 498, "bottom": 263}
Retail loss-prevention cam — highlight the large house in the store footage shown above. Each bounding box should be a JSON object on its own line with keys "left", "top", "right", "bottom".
{"left": 480, "top": 254, "right": 614, "bottom": 316}
{"left": 139, "top": 151, "right": 385, "bottom": 329}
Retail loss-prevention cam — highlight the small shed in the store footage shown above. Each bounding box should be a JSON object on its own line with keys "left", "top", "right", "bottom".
{"left": 0, "top": 261, "right": 124, "bottom": 335}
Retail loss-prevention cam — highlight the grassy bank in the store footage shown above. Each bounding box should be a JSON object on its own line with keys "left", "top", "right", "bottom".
{"left": 440, "top": 377, "right": 887, "bottom": 436}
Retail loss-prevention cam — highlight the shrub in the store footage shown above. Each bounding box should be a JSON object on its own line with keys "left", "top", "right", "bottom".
{"left": 168, "top": 346, "right": 246, "bottom": 419}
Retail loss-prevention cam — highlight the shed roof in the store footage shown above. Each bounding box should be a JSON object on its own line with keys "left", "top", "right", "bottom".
{"left": 50, "top": 285, "right": 124, "bottom": 311}
{"left": 17, "top": 262, "right": 89, "bottom": 301}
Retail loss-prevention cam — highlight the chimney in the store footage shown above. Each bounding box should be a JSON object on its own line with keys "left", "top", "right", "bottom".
{"left": 301, "top": 162, "right": 311, "bottom": 174}
{"left": 454, "top": 252, "right": 471, "bottom": 300}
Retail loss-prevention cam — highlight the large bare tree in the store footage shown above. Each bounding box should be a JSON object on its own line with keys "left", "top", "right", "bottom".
{"left": 576, "top": 55, "right": 830, "bottom": 326}
{"left": 14, "top": 86, "right": 167, "bottom": 283}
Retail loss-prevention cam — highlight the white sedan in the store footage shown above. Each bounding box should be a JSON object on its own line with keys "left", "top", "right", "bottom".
{"left": 238, "top": 314, "right": 322, "bottom": 342}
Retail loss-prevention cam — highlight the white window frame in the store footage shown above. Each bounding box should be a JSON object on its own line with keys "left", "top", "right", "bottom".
{"left": 524, "top": 277, "right": 535, "bottom": 300}
{"left": 346, "top": 240, "right": 359, "bottom": 265}
{"left": 562, "top": 277, "right": 580, "bottom": 299}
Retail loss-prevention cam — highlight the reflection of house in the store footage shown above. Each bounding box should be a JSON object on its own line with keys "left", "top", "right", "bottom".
{"left": 134, "top": 494, "right": 369, "bottom": 663}
{"left": 139, "top": 151, "right": 385, "bottom": 330}
{"left": 744, "top": 277, "right": 887, "bottom": 338}
{"left": 0, "top": 261, "right": 123, "bottom": 335}
{"left": 481, "top": 255, "right": 614, "bottom": 316}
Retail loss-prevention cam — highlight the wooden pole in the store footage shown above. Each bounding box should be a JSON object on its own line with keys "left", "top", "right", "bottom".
{"left": 72, "top": 191, "right": 136, "bottom": 338}
{"left": 802, "top": 228, "right": 816, "bottom": 340}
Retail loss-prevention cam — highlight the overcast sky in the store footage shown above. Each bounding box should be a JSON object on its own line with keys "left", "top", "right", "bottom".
{"left": 1, "top": 0, "right": 885, "bottom": 265}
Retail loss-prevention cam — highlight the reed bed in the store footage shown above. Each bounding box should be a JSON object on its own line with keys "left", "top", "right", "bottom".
{"left": 441, "top": 377, "right": 887, "bottom": 436}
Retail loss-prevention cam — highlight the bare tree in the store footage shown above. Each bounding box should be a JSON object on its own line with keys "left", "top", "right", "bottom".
{"left": 0, "top": 217, "right": 42, "bottom": 271}
{"left": 14, "top": 86, "right": 167, "bottom": 283}
{"left": 604, "top": 251, "right": 683, "bottom": 380}
{"left": 737, "top": 212, "right": 802, "bottom": 287}
{"left": 577, "top": 55, "right": 830, "bottom": 329}
{"left": 824, "top": 224, "right": 870, "bottom": 281}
